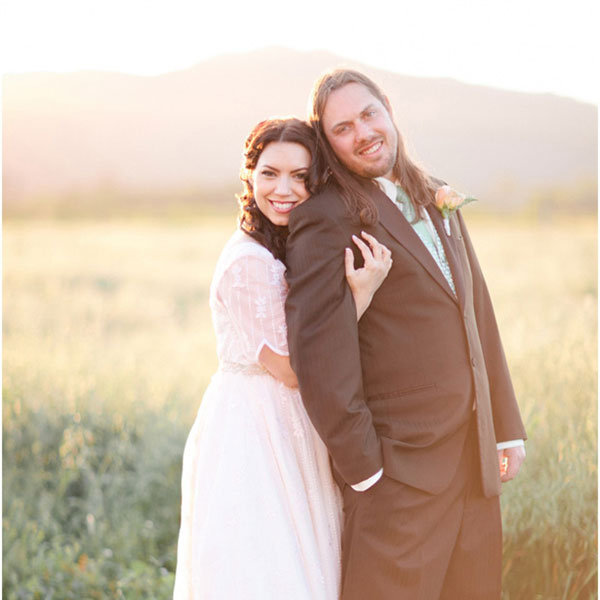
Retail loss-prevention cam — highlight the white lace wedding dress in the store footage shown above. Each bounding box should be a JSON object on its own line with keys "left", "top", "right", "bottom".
{"left": 173, "top": 230, "right": 343, "bottom": 600}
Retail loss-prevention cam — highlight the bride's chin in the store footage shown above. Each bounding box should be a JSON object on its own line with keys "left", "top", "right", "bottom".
{"left": 267, "top": 215, "right": 289, "bottom": 226}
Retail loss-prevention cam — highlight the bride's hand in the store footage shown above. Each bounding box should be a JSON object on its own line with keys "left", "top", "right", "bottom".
{"left": 345, "top": 231, "right": 392, "bottom": 320}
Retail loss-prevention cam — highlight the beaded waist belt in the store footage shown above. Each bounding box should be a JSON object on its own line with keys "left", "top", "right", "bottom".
{"left": 218, "top": 361, "right": 269, "bottom": 376}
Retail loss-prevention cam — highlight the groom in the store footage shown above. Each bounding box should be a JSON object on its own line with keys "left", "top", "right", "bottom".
{"left": 285, "top": 69, "right": 527, "bottom": 599}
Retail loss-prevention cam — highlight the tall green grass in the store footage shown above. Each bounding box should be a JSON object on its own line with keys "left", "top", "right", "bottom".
{"left": 472, "top": 218, "right": 597, "bottom": 599}
{"left": 3, "top": 216, "right": 596, "bottom": 599}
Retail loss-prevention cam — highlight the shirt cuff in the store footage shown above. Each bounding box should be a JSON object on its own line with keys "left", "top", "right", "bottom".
{"left": 351, "top": 468, "right": 384, "bottom": 492}
{"left": 496, "top": 439, "right": 525, "bottom": 450}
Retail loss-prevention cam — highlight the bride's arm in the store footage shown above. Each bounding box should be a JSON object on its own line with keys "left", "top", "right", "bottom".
{"left": 259, "top": 232, "right": 391, "bottom": 386}
{"left": 258, "top": 346, "right": 299, "bottom": 388}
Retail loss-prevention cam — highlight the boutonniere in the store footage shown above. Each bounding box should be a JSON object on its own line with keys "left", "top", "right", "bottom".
{"left": 434, "top": 185, "right": 477, "bottom": 236}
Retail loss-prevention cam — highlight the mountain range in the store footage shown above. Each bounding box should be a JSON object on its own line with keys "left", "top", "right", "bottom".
{"left": 3, "top": 47, "right": 597, "bottom": 213}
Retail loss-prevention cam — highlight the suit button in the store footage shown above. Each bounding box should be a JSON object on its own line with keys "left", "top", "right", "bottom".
{"left": 471, "top": 357, "right": 476, "bottom": 367}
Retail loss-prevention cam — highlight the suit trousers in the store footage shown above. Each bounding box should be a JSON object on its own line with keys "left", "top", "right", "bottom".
{"left": 340, "top": 416, "right": 502, "bottom": 600}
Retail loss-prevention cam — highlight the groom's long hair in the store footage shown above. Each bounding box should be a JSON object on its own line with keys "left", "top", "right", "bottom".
{"left": 308, "top": 69, "right": 437, "bottom": 225}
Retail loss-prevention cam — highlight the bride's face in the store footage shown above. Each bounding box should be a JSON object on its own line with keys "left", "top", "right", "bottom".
{"left": 252, "top": 141, "right": 311, "bottom": 227}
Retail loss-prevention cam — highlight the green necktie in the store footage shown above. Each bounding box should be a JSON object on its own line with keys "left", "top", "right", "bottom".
{"left": 395, "top": 185, "right": 456, "bottom": 295}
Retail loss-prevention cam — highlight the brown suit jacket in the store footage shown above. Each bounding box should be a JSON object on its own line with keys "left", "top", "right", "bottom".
{"left": 285, "top": 182, "right": 526, "bottom": 498}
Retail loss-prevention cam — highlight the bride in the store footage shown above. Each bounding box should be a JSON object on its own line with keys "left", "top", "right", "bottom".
{"left": 173, "top": 117, "right": 392, "bottom": 599}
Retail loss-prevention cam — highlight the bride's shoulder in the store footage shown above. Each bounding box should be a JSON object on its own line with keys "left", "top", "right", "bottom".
{"left": 222, "top": 230, "right": 273, "bottom": 261}
{"left": 215, "top": 230, "right": 280, "bottom": 279}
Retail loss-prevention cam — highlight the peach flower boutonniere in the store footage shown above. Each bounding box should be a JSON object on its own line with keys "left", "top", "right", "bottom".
{"left": 434, "top": 185, "right": 477, "bottom": 236}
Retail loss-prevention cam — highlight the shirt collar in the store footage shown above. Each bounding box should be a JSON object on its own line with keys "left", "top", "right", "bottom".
{"left": 375, "top": 176, "right": 397, "bottom": 202}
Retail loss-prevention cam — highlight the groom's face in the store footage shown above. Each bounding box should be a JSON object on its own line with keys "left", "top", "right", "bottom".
{"left": 321, "top": 82, "right": 398, "bottom": 180}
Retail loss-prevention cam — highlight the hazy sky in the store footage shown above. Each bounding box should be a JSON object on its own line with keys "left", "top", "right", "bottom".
{"left": 2, "top": 0, "right": 598, "bottom": 104}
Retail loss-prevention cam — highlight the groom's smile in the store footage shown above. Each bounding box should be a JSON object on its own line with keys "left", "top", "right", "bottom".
{"left": 357, "top": 138, "right": 384, "bottom": 157}
{"left": 321, "top": 82, "right": 398, "bottom": 180}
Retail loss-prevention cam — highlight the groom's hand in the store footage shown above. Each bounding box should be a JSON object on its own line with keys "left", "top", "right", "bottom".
{"left": 497, "top": 446, "right": 526, "bottom": 482}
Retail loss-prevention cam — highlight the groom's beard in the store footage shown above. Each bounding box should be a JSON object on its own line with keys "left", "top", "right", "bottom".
{"left": 354, "top": 150, "right": 397, "bottom": 179}
{"left": 341, "top": 137, "right": 398, "bottom": 180}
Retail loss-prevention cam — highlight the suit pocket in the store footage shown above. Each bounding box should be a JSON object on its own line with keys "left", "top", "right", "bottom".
{"left": 368, "top": 383, "right": 437, "bottom": 404}
{"left": 368, "top": 384, "right": 446, "bottom": 439}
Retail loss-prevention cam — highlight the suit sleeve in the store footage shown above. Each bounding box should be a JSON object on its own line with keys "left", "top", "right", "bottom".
{"left": 285, "top": 200, "right": 383, "bottom": 485}
{"left": 457, "top": 210, "right": 527, "bottom": 443}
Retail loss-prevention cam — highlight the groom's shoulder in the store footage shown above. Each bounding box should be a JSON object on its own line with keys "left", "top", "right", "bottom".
{"left": 293, "top": 181, "right": 348, "bottom": 221}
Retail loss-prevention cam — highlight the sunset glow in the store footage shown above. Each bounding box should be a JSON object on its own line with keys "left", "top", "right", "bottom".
{"left": 2, "top": 0, "right": 598, "bottom": 104}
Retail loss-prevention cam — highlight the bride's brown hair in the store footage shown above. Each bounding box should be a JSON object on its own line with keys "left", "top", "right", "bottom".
{"left": 238, "top": 118, "right": 319, "bottom": 261}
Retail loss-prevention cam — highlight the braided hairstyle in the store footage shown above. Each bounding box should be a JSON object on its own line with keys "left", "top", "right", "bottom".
{"left": 237, "top": 117, "right": 319, "bottom": 261}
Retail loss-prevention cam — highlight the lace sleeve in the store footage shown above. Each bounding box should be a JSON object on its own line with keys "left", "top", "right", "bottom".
{"left": 217, "top": 252, "right": 289, "bottom": 361}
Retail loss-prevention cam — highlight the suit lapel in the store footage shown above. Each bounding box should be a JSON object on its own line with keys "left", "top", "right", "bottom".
{"left": 371, "top": 187, "right": 459, "bottom": 304}
{"left": 426, "top": 205, "right": 467, "bottom": 308}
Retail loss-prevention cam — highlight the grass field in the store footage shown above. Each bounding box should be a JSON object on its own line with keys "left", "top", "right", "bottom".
{"left": 3, "top": 214, "right": 597, "bottom": 599}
